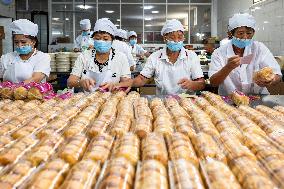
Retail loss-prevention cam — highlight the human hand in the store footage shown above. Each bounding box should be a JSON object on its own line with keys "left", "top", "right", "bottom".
{"left": 79, "top": 79, "right": 96, "bottom": 91}
{"left": 226, "top": 55, "right": 241, "bottom": 70}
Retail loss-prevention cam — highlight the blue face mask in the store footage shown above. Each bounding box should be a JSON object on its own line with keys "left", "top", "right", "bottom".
{"left": 82, "top": 31, "right": 89, "bottom": 36}
{"left": 166, "top": 40, "right": 184, "bottom": 52}
{"left": 231, "top": 36, "right": 253, "bottom": 49}
{"left": 94, "top": 40, "right": 112, "bottom": 53}
{"left": 129, "top": 39, "right": 137, "bottom": 46}
{"left": 15, "top": 45, "right": 33, "bottom": 55}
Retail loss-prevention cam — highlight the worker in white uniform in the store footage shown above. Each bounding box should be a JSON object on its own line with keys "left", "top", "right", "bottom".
{"left": 112, "top": 29, "right": 135, "bottom": 71}
{"left": 118, "top": 19, "right": 205, "bottom": 95}
{"left": 67, "top": 18, "right": 132, "bottom": 92}
{"left": 74, "top": 19, "right": 94, "bottom": 52}
{"left": 209, "top": 13, "right": 282, "bottom": 95}
{"left": 128, "top": 31, "right": 150, "bottom": 57}
{"left": 0, "top": 19, "right": 50, "bottom": 83}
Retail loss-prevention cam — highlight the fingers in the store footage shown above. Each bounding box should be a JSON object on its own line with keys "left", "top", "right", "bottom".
{"left": 100, "top": 82, "right": 113, "bottom": 92}
{"left": 99, "top": 82, "right": 107, "bottom": 88}
{"left": 255, "top": 79, "right": 270, "bottom": 87}
{"left": 180, "top": 83, "right": 188, "bottom": 89}
{"left": 89, "top": 79, "right": 96, "bottom": 87}
{"left": 178, "top": 78, "right": 187, "bottom": 84}
{"left": 228, "top": 55, "right": 240, "bottom": 61}
{"left": 80, "top": 79, "right": 95, "bottom": 91}
{"left": 124, "top": 87, "right": 131, "bottom": 93}
{"left": 230, "top": 57, "right": 241, "bottom": 65}
{"left": 178, "top": 79, "right": 191, "bottom": 89}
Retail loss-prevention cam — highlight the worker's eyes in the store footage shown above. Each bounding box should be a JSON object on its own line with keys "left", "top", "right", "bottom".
{"left": 15, "top": 40, "right": 28, "bottom": 44}
{"left": 236, "top": 31, "right": 253, "bottom": 36}
{"left": 167, "top": 37, "right": 184, "bottom": 41}
{"left": 94, "top": 36, "right": 111, "bottom": 41}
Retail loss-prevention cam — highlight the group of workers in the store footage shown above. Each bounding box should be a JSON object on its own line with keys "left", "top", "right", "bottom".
{"left": 0, "top": 13, "right": 282, "bottom": 96}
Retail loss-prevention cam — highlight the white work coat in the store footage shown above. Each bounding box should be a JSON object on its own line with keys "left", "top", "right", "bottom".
{"left": 0, "top": 50, "right": 51, "bottom": 83}
{"left": 140, "top": 47, "right": 204, "bottom": 95}
{"left": 130, "top": 44, "right": 147, "bottom": 56}
{"left": 112, "top": 40, "right": 135, "bottom": 67}
{"left": 74, "top": 32, "right": 94, "bottom": 51}
{"left": 70, "top": 49, "right": 131, "bottom": 87}
{"left": 209, "top": 41, "right": 282, "bottom": 95}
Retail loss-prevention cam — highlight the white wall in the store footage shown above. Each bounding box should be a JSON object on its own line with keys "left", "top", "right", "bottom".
{"left": 0, "top": 18, "right": 13, "bottom": 54}
{"left": 217, "top": 0, "right": 284, "bottom": 55}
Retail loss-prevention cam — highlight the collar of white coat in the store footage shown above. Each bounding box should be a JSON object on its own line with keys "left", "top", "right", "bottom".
{"left": 160, "top": 47, "right": 187, "bottom": 61}
{"left": 91, "top": 48, "right": 115, "bottom": 68}
{"left": 226, "top": 40, "right": 253, "bottom": 58}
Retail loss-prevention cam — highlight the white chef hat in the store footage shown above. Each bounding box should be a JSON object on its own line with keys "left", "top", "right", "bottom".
{"left": 93, "top": 18, "right": 117, "bottom": 36}
{"left": 115, "top": 29, "right": 128, "bottom": 39}
{"left": 80, "top": 19, "right": 91, "bottom": 30}
{"left": 10, "top": 19, "right": 38, "bottom": 37}
{"left": 228, "top": 13, "right": 256, "bottom": 31}
{"left": 128, "top": 31, "right": 137, "bottom": 38}
{"left": 161, "top": 19, "right": 185, "bottom": 36}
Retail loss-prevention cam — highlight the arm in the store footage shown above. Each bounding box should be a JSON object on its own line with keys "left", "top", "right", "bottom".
{"left": 113, "top": 77, "right": 133, "bottom": 93}
{"left": 125, "top": 44, "right": 136, "bottom": 70}
{"left": 178, "top": 52, "right": 206, "bottom": 91}
{"left": 133, "top": 74, "right": 150, "bottom": 87}
{"left": 74, "top": 36, "right": 81, "bottom": 52}
{"left": 178, "top": 78, "right": 205, "bottom": 91}
{"left": 67, "top": 74, "right": 80, "bottom": 88}
{"left": 210, "top": 55, "right": 241, "bottom": 87}
{"left": 134, "top": 54, "right": 155, "bottom": 86}
{"left": 67, "top": 53, "right": 96, "bottom": 91}
{"left": 24, "top": 72, "right": 46, "bottom": 83}
{"left": 30, "top": 53, "right": 51, "bottom": 83}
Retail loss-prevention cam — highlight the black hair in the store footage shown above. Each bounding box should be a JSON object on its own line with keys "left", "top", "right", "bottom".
{"left": 115, "top": 36, "right": 124, "bottom": 41}
{"left": 92, "top": 31, "right": 114, "bottom": 40}
{"left": 230, "top": 26, "right": 255, "bottom": 35}
{"left": 13, "top": 34, "right": 39, "bottom": 49}
{"left": 129, "top": 35, "right": 137, "bottom": 39}
{"left": 27, "top": 36, "right": 39, "bottom": 49}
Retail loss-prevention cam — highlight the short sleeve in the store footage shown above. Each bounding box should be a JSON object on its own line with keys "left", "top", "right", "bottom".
{"left": 33, "top": 53, "right": 51, "bottom": 77}
{"left": 74, "top": 36, "right": 81, "bottom": 49}
{"left": 140, "top": 54, "right": 155, "bottom": 78}
{"left": 189, "top": 52, "right": 204, "bottom": 80}
{"left": 125, "top": 44, "right": 135, "bottom": 67}
{"left": 208, "top": 50, "right": 224, "bottom": 78}
{"left": 70, "top": 53, "right": 84, "bottom": 78}
{"left": 137, "top": 45, "right": 147, "bottom": 55}
{"left": 119, "top": 53, "right": 131, "bottom": 79}
{"left": 259, "top": 43, "right": 282, "bottom": 76}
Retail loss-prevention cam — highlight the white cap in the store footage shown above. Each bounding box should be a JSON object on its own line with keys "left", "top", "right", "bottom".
{"left": 161, "top": 19, "right": 184, "bottom": 36}
{"left": 128, "top": 31, "right": 137, "bottom": 38}
{"left": 228, "top": 13, "right": 256, "bottom": 31}
{"left": 93, "top": 18, "right": 117, "bottom": 36}
{"left": 115, "top": 29, "right": 128, "bottom": 39}
{"left": 10, "top": 19, "right": 38, "bottom": 37}
{"left": 80, "top": 19, "right": 91, "bottom": 30}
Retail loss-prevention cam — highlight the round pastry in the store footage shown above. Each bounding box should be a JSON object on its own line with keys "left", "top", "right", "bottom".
{"left": 1, "top": 87, "right": 14, "bottom": 99}
{"left": 253, "top": 67, "right": 274, "bottom": 82}
{"left": 13, "top": 86, "right": 28, "bottom": 100}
